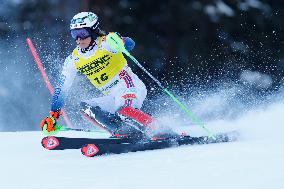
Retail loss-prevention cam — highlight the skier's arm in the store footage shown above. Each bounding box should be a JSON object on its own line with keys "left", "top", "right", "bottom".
{"left": 40, "top": 55, "right": 77, "bottom": 132}
{"left": 51, "top": 55, "right": 77, "bottom": 112}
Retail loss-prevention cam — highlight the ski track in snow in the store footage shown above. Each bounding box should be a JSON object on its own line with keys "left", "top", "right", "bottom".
{"left": 1, "top": 103, "right": 284, "bottom": 189}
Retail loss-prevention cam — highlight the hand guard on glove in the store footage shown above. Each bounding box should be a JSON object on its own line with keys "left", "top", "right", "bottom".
{"left": 40, "top": 111, "right": 61, "bottom": 132}
{"left": 106, "top": 32, "right": 125, "bottom": 52}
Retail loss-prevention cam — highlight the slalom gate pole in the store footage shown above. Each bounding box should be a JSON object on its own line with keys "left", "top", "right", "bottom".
{"left": 26, "top": 38, "right": 74, "bottom": 129}
{"left": 106, "top": 33, "right": 215, "bottom": 139}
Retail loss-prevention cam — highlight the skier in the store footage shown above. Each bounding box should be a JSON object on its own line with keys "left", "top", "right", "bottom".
{"left": 40, "top": 12, "right": 167, "bottom": 139}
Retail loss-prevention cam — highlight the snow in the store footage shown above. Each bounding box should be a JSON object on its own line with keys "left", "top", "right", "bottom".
{"left": 204, "top": 0, "right": 234, "bottom": 22}
{"left": 238, "top": 0, "right": 269, "bottom": 11}
{"left": 1, "top": 102, "right": 284, "bottom": 189}
{"left": 216, "top": 0, "right": 235, "bottom": 17}
{"left": 240, "top": 70, "right": 273, "bottom": 89}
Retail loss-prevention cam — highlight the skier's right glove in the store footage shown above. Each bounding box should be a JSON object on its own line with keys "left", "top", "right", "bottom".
{"left": 40, "top": 111, "right": 61, "bottom": 132}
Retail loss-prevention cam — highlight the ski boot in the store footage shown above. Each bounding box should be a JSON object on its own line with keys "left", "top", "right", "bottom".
{"left": 118, "top": 106, "right": 179, "bottom": 140}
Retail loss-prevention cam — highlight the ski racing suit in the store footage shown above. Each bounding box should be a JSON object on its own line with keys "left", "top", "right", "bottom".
{"left": 50, "top": 35, "right": 152, "bottom": 136}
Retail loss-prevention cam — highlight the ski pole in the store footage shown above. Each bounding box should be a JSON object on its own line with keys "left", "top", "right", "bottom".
{"left": 26, "top": 38, "right": 74, "bottom": 129}
{"left": 58, "top": 126, "right": 106, "bottom": 133}
{"left": 106, "top": 33, "right": 215, "bottom": 139}
{"left": 41, "top": 125, "right": 106, "bottom": 136}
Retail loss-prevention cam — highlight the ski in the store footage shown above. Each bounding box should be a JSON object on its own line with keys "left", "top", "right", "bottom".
{"left": 41, "top": 131, "right": 238, "bottom": 157}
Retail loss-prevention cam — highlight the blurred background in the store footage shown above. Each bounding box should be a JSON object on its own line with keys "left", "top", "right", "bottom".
{"left": 0, "top": 0, "right": 283, "bottom": 131}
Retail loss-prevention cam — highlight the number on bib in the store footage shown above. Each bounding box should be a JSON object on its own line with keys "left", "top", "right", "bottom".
{"left": 94, "top": 73, "right": 108, "bottom": 85}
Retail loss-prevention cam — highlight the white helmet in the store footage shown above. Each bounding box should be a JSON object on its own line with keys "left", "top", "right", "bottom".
{"left": 70, "top": 12, "right": 99, "bottom": 30}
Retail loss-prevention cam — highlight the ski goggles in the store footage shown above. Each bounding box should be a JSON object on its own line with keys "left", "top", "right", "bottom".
{"left": 70, "top": 28, "right": 91, "bottom": 40}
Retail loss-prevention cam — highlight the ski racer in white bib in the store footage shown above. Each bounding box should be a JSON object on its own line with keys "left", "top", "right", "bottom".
{"left": 40, "top": 12, "right": 168, "bottom": 138}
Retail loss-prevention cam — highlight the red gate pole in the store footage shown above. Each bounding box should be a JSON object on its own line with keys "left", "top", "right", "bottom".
{"left": 26, "top": 38, "right": 74, "bottom": 128}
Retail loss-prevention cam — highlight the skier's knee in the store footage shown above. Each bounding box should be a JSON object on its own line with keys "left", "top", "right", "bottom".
{"left": 80, "top": 101, "right": 90, "bottom": 110}
{"left": 80, "top": 102, "right": 104, "bottom": 115}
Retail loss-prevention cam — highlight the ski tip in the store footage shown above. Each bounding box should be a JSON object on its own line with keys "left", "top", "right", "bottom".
{"left": 81, "top": 144, "right": 100, "bottom": 157}
{"left": 213, "top": 130, "right": 239, "bottom": 143}
{"left": 41, "top": 136, "right": 60, "bottom": 150}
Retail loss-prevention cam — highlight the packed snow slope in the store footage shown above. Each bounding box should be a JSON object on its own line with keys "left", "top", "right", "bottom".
{"left": 0, "top": 102, "right": 284, "bottom": 189}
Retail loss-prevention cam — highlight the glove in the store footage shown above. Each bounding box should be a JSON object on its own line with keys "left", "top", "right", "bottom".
{"left": 122, "top": 37, "right": 135, "bottom": 51}
{"left": 40, "top": 111, "right": 61, "bottom": 132}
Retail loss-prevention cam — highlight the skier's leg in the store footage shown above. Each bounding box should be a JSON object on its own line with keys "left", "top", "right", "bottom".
{"left": 114, "top": 71, "right": 175, "bottom": 138}
{"left": 112, "top": 70, "right": 153, "bottom": 137}
{"left": 80, "top": 102, "right": 121, "bottom": 135}
{"left": 117, "top": 70, "right": 178, "bottom": 138}
{"left": 81, "top": 101, "right": 144, "bottom": 138}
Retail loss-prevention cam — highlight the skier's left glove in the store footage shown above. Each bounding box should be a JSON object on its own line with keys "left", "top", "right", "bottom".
{"left": 40, "top": 111, "right": 61, "bottom": 132}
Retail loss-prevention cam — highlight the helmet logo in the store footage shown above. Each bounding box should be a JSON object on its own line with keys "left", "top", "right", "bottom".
{"left": 71, "top": 17, "right": 87, "bottom": 24}
{"left": 88, "top": 14, "right": 96, "bottom": 22}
